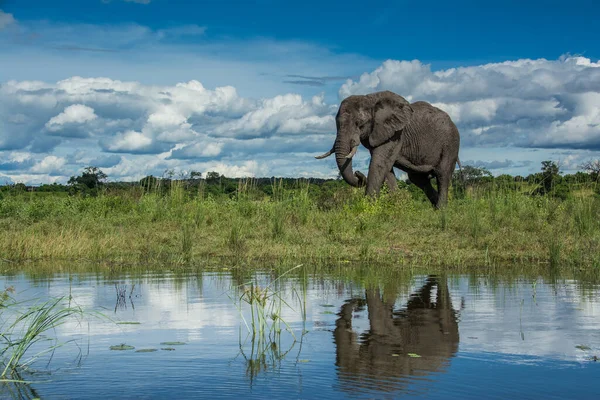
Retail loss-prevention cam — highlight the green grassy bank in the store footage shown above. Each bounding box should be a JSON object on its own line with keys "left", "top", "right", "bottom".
{"left": 1, "top": 178, "right": 600, "bottom": 271}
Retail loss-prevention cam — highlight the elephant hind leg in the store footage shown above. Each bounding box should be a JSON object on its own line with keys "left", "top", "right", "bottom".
{"left": 408, "top": 172, "right": 439, "bottom": 207}
{"left": 435, "top": 172, "right": 451, "bottom": 208}
{"left": 435, "top": 157, "right": 459, "bottom": 208}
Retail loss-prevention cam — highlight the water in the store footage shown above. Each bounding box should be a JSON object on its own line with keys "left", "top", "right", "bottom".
{"left": 1, "top": 268, "right": 599, "bottom": 399}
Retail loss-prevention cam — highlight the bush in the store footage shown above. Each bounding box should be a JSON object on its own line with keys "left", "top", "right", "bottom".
{"left": 551, "top": 183, "right": 571, "bottom": 200}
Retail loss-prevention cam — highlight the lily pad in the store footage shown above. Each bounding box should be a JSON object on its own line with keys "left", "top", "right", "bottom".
{"left": 110, "top": 344, "right": 135, "bottom": 351}
{"left": 117, "top": 321, "right": 141, "bottom": 325}
{"left": 160, "top": 341, "right": 186, "bottom": 346}
{"left": 392, "top": 354, "right": 400, "bottom": 357}
{"left": 135, "top": 348, "right": 158, "bottom": 353}
{"left": 161, "top": 347, "right": 176, "bottom": 351}
{"left": 321, "top": 311, "right": 335, "bottom": 315}
{"left": 320, "top": 304, "right": 335, "bottom": 308}
{"left": 408, "top": 353, "right": 421, "bottom": 358}
{"left": 576, "top": 345, "right": 592, "bottom": 351}
{"left": 298, "top": 359, "right": 310, "bottom": 363}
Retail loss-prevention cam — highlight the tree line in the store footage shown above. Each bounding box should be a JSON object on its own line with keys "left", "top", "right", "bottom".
{"left": 1, "top": 160, "right": 599, "bottom": 202}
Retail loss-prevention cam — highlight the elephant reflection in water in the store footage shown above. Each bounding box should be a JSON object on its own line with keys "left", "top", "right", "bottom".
{"left": 333, "top": 275, "right": 460, "bottom": 394}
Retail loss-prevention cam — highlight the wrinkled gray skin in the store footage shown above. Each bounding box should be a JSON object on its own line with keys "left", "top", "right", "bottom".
{"left": 316, "top": 90, "right": 461, "bottom": 208}
{"left": 333, "top": 275, "right": 460, "bottom": 394}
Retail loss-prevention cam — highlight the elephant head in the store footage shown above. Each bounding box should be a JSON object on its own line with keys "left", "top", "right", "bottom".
{"left": 333, "top": 275, "right": 460, "bottom": 395}
{"left": 315, "top": 90, "right": 415, "bottom": 187}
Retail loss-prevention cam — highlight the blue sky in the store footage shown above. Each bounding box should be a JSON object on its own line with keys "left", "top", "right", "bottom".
{"left": 6, "top": 0, "right": 600, "bottom": 62}
{"left": 1, "top": 0, "right": 600, "bottom": 184}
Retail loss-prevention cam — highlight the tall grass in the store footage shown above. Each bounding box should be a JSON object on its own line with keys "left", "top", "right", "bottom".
{"left": 229, "top": 265, "right": 306, "bottom": 381}
{"left": 181, "top": 223, "right": 194, "bottom": 264}
{"left": 232, "top": 265, "right": 304, "bottom": 339}
{"left": 1, "top": 180, "right": 599, "bottom": 270}
{"left": 0, "top": 290, "right": 85, "bottom": 380}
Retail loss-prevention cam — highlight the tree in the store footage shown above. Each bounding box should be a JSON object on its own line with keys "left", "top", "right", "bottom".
{"left": 541, "top": 160, "right": 559, "bottom": 176}
{"left": 454, "top": 165, "right": 493, "bottom": 185}
{"left": 580, "top": 159, "right": 600, "bottom": 182}
{"left": 206, "top": 171, "right": 221, "bottom": 183}
{"left": 68, "top": 166, "right": 108, "bottom": 196}
{"left": 140, "top": 175, "right": 159, "bottom": 191}
{"left": 451, "top": 164, "right": 493, "bottom": 198}
{"left": 536, "top": 160, "right": 570, "bottom": 199}
{"left": 540, "top": 160, "right": 559, "bottom": 193}
{"left": 5, "top": 183, "right": 28, "bottom": 194}
{"left": 206, "top": 171, "right": 220, "bottom": 179}
{"left": 190, "top": 171, "right": 202, "bottom": 180}
{"left": 68, "top": 166, "right": 107, "bottom": 189}
{"left": 495, "top": 174, "right": 514, "bottom": 188}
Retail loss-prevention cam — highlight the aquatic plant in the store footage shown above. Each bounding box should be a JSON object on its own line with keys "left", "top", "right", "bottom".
{"left": 0, "top": 293, "right": 85, "bottom": 379}
{"left": 229, "top": 265, "right": 308, "bottom": 382}
{"left": 235, "top": 276, "right": 299, "bottom": 340}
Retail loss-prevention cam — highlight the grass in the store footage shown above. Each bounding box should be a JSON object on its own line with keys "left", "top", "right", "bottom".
{"left": 229, "top": 265, "right": 307, "bottom": 382}
{"left": 231, "top": 265, "right": 304, "bottom": 340}
{"left": 0, "top": 286, "right": 113, "bottom": 397}
{"left": 0, "top": 290, "right": 86, "bottom": 380}
{"left": 0, "top": 181, "right": 599, "bottom": 271}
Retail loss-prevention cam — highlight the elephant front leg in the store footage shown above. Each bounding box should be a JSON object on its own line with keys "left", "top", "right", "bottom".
{"left": 385, "top": 170, "right": 398, "bottom": 192}
{"left": 366, "top": 145, "right": 397, "bottom": 197}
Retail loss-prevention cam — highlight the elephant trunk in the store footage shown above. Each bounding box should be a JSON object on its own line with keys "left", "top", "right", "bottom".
{"left": 335, "top": 136, "right": 364, "bottom": 187}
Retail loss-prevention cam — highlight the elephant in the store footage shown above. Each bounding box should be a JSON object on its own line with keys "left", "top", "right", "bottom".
{"left": 333, "top": 275, "right": 460, "bottom": 395}
{"left": 315, "top": 90, "right": 461, "bottom": 208}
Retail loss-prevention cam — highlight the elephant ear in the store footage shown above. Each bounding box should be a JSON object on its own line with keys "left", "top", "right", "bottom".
{"left": 370, "top": 96, "right": 414, "bottom": 148}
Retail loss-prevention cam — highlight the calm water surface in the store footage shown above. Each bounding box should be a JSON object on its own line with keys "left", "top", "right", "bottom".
{"left": 1, "top": 268, "right": 599, "bottom": 399}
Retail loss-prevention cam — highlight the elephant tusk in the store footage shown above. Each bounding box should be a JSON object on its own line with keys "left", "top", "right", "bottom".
{"left": 345, "top": 146, "right": 358, "bottom": 159}
{"left": 315, "top": 147, "right": 335, "bottom": 159}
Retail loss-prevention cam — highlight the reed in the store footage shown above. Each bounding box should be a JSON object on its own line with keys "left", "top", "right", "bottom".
{"left": 229, "top": 265, "right": 306, "bottom": 380}
{"left": 0, "top": 293, "right": 84, "bottom": 379}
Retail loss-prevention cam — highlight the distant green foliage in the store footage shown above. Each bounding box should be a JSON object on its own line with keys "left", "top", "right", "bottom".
{"left": 67, "top": 166, "right": 108, "bottom": 197}
{"left": 580, "top": 159, "right": 600, "bottom": 182}
{"left": 528, "top": 160, "right": 572, "bottom": 200}
{"left": 2, "top": 160, "right": 599, "bottom": 205}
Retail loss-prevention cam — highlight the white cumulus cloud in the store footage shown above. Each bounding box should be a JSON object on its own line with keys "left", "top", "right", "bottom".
{"left": 340, "top": 55, "right": 600, "bottom": 150}
{"left": 0, "top": 73, "right": 344, "bottom": 182}
{"left": 45, "top": 104, "right": 98, "bottom": 131}
{"left": 103, "top": 130, "right": 153, "bottom": 152}
{"left": 30, "top": 155, "right": 67, "bottom": 174}
{"left": 169, "top": 141, "right": 224, "bottom": 159}
{"left": 3, "top": 54, "right": 600, "bottom": 184}
{"left": 213, "top": 93, "right": 336, "bottom": 138}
